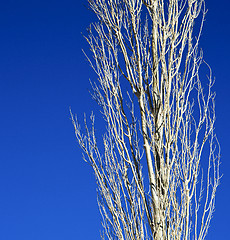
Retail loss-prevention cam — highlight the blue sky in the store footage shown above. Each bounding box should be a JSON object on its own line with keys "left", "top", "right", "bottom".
{"left": 0, "top": 0, "right": 229, "bottom": 239}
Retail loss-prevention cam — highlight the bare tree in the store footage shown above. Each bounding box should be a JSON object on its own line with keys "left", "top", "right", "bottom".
{"left": 71, "top": 0, "right": 220, "bottom": 239}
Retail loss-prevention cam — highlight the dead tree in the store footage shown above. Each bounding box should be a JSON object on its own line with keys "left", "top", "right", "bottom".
{"left": 72, "top": 0, "right": 220, "bottom": 239}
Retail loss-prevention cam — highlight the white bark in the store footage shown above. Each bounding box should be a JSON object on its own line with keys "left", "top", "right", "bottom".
{"left": 72, "top": 0, "right": 220, "bottom": 239}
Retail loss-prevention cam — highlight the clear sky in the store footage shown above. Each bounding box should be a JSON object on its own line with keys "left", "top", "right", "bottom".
{"left": 0, "top": 0, "right": 229, "bottom": 239}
